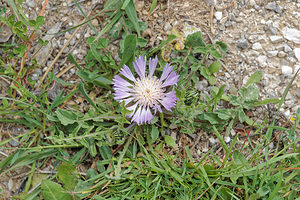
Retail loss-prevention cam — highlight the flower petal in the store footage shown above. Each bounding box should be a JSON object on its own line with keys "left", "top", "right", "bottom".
{"left": 134, "top": 56, "right": 146, "bottom": 78}
{"left": 159, "top": 90, "right": 178, "bottom": 111}
{"left": 145, "top": 107, "right": 153, "bottom": 124}
{"left": 161, "top": 72, "right": 179, "bottom": 88}
{"left": 113, "top": 75, "right": 133, "bottom": 87}
{"left": 114, "top": 90, "right": 133, "bottom": 100}
{"left": 131, "top": 106, "right": 142, "bottom": 124}
{"left": 160, "top": 63, "right": 173, "bottom": 81}
{"left": 148, "top": 56, "right": 158, "bottom": 77}
{"left": 120, "top": 65, "right": 136, "bottom": 82}
{"left": 127, "top": 103, "right": 138, "bottom": 118}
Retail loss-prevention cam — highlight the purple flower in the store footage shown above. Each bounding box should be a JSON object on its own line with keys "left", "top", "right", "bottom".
{"left": 113, "top": 56, "right": 179, "bottom": 125}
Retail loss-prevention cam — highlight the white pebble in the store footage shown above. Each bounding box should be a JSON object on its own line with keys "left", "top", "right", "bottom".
{"left": 269, "top": 35, "right": 283, "bottom": 43}
{"left": 284, "top": 110, "right": 291, "bottom": 118}
{"left": 215, "top": 11, "right": 223, "bottom": 20}
{"left": 230, "top": 129, "right": 236, "bottom": 136}
{"left": 224, "top": 136, "right": 231, "bottom": 143}
{"left": 282, "top": 65, "right": 293, "bottom": 75}
{"left": 8, "top": 179, "right": 13, "bottom": 191}
{"left": 209, "top": 138, "right": 216, "bottom": 145}
{"left": 294, "top": 48, "right": 300, "bottom": 61}
{"left": 252, "top": 42, "right": 262, "bottom": 50}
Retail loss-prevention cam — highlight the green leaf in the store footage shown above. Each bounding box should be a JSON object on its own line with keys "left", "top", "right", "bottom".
{"left": 253, "top": 98, "right": 279, "bottom": 106}
{"left": 149, "top": 34, "right": 176, "bottom": 56}
{"left": 125, "top": 0, "right": 140, "bottom": 36}
{"left": 233, "top": 150, "right": 249, "bottom": 165}
{"left": 96, "top": 38, "right": 109, "bottom": 49}
{"left": 137, "top": 37, "right": 148, "bottom": 47}
{"left": 36, "top": 16, "right": 44, "bottom": 26}
{"left": 246, "top": 71, "right": 263, "bottom": 86}
{"left": 120, "top": 34, "right": 136, "bottom": 67}
{"left": 78, "top": 82, "right": 101, "bottom": 112}
{"left": 216, "top": 41, "right": 228, "bottom": 54}
{"left": 41, "top": 180, "right": 73, "bottom": 200}
{"left": 165, "top": 135, "right": 175, "bottom": 147}
{"left": 151, "top": 125, "right": 159, "bottom": 142}
{"left": 55, "top": 109, "right": 78, "bottom": 126}
{"left": 57, "top": 162, "right": 78, "bottom": 191}
{"left": 239, "top": 84, "right": 259, "bottom": 102}
{"left": 208, "top": 75, "right": 216, "bottom": 85}
{"left": 209, "top": 47, "right": 222, "bottom": 59}
{"left": 185, "top": 31, "right": 206, "bottom": 47}
{"left": 238, "top": 108, "right": 246, "bottom": 123}
{"left": 208, "top": 61, "right": 221, "bottom": 74}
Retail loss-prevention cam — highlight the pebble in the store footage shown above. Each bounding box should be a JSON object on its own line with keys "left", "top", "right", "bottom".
{"left": 215, "top": 11, "right": 223, "bottom": 20}
{"left": 252, "top": 42, "right": 262, "bottom": 50}
{"left": 269, "top": 26, "right": 278, "bottom": 35}
{"left": 8, "top": 178, "right": 13, "bottom": 191}
{"left": 237, "top": 38, "right": 248, "bottom": 50}
{"left": 195, "top": 79, "right": 208, "bottom": 91}
{"left": 269, "top": 35, "right": 283, "bottom": 43}
{"left": 230, "top": 129, "right": 236, "bottom": 136}
{"left": 284, "top": 110, "right": 291, "bottom": 118}
{"left": 294, "top": 48, "right": 300, "bottom": 61}
{"left": 31, "top": 73, "right": 39, "bottom": 81}
{"left": 269, "top": 142, "right": 274, "bottom": 149}
{"left": 282, "top": 27, "right": 300, "bottom": 44}
{"left": 282, "top": 65, "right": 293, "bottom": 75}
{"left": 277, "top": 51, "right": 287, "bottom": 58}
{"left": 69, "top": 68, "right": 76, "bottom": 75}
{"left": 26, "top": 0, "right": 35, "bottom": 8}
{"left": 224, "top": 136, "right": 231, "bottom": 143}
{"left": 164, "top": 22, "right": 172, "bottom": 32}
{"left": 267, "top": 50, "right": 278, "bottom": 57}
{"left": 265, "top": 2, "right": 282, "bottom": 13}
{"left": 209, "top": 138, "right": 216, "bottom": 145}
{"left": 257, "top": 55, "right": 267, "bottom": 66}
{"left": 284, "top": 44, "right": 292, "bottom": 53}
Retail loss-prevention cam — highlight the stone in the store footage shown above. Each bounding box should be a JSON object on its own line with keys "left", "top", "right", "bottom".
{"left": 195, "top": 79, "right": 208, "bottom": 91}
{"left": 26, "top": 0, "right": 36, "bottom": 8}
{"left": 209, "top": 138, "right": 216, "bottom": 145}
{"left": 257, "top": 55, "right": 267, "bottom": 66}
{"left": 269, "top": 35, "right": 283, "bottom": 43}
{"left": 269, "top": 26, "right": 278, "bottom": 35}
{"left": 265, "top": 2, "right": 282, "bottom": 13}
{"left": 277, "top": 51, "right": 287, "bottom": 58}
{"left": 282, "top": 65, "right": 293, "bottom": 75}
{"left": 230, "top": 129, "right": 236, "bottom": 136}
{"left": 267, "top": 50, "right": 278, "bottom": 57}
{"left": 284, "top": 110, "right": 291, "bottom": 118}
{"left": 252, "top": 42, "right": 262, "bottom": 50}
{"left": 294, "top": 48, "right": 300, "bottom": 61}
{"left": 224, "top": 136, "right": 231, "bottom": 143}
{"left": 8, "top": 179, "right": 13, "bottom": 191}
{"left": 237, "top": 38, "right": 248, "bottom": 50}
{"left": 164, "top": 22, "right": 172, "bottom": 32}
{"left": 284, "top": 44, "right": 292, "bottom": 52}
{"left": 215, "top": 11, "right": 222, "bottom": 20}
{"left": 281, "top": 27, "right": 300, "bottom": 44}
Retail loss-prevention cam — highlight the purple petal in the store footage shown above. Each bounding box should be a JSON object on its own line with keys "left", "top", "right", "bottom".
{"left": 114, "top": 90, "right": 133, "bottom": 100}
{"left": 131, "top": 106, "right": 142, "bottom": 124}
{"left": 148, "top": 56, "right": 158, "bottom": 77}
{"left": 145, "top": 107, "right": 154, "bottom": 124}
{"left": 113, "top": 75, "right": 133, "bottom": 87}
{"left": 161, "top": 72, "right": 179, "bottom": 88}
{"left": 160, "top": 63, "right": 173, "bottom": 81}
{"left": 134, "top": 56, "right": 146, "bottom": 78}
{"left": 124, "top": 97, "right": 134, "bottom": 106}
{"left": 153, "top": 104, "right": 162, "bottom": 113}
{"left": 127, "top": 103, "right": 138, "bottom": 118}
{"left": 159, "top": 90, "right": 178, "bottom": 111}
{"left": 120, "top": 65, "right": 136, "bottom": 82}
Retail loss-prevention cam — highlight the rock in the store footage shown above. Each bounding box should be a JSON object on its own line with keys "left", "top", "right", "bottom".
{"left": 195, "top": 79, "right": 208, "bottom": 91}
{"left": 277, "top": 51, "right": 287, "bottom": 58}
{"left": 269, "top": 26, "right": 278, "bottom": 35}
{"left": 209, "top": 138, "right": 216, "bottom": 145}
{"left": 164, "top": 22, "right": 172, "bottom": 32}
{"left": 265, "top": 2, "right": 282, "bottom": 13}
{"left": 269, "top": 35, "right": 283, "bottom": 43}
{"left": 267, "top": 50, "right": 278, "bottom": 57}
{"left": 230, "top": 129, "right": 236, "bottom": 136}
{"left": 205, "top": 0, "right": 217, "bottom": 6}
{"left": 281, "top": 27, "right": 300, "bottom": 44}
{"left": 0, "top": 25, "right": 12, "bottom": 43}
{"left": 8, "top": 179, "right": 13, "bottom": 191}
{"left": 282, "top": 65, "right": 293, "bottom": 75}
{"left": 294, "top": 48, "right": 300, "bottom": 61}
{"left": 257, "top": 55, "right": 267, "bottom": 66}
{"left": 284, "top": 44, "right": 292, "bottom": 52}
{"left": 296, "top": 91, "right": 300, "bottom": 98}
{"left": 252, "top": 42, "right": 262, "bottom": 50}
{"left": 284, "top": 110, "right": 290, "bottom": 118}
{"left": 215, "top": 11, "right": 222, "bottom": 20}
{"left": 224, "top": 136, "right": 231, "bottom": 143}
{"left": 237, "top": 38, "right": 248, "bottom": 50}
{"left": 26, "top": 0, "right": 35, "bottom": 8}
{"left": 269, "top": 142, "right": 274, "bottom": 149}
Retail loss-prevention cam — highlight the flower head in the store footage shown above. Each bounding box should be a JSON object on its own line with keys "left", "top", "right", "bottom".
{"left": 113, "top": 56, "right": 179, "bottom": 125}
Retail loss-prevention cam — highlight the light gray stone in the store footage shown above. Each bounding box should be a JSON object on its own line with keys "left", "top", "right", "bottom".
{"left": 265, "top": 2, "right": 282, "bottom": 13}
{"left": 294, "top": 48, "right": 300, "bottom": 61}
{"left": 269, "top": 35, "right": 283, "bottom": 43}
{"left": 284, "top": 44, "right": 292, "bottom": 52}
{"left": 215, "top": 11, "right": 222, "bottom": 20}
{"left": 252, "top": 42, "right": 262, "bottom": 50}
{"left": 282, "top": 65, "right": 293, "bottom": 75}
{"left": 267, "top": 50, "right": 278, "bottom": 57}
{"left": 257, "top": 55, "right": 267, "bottom": 66}
{"left": 277, "top": 51, "right": 287, "bottom": 58}
{"left": 237, "top": 38, "right": 248, "bottom": 49}
{"left": 282, "top": 27, "right": 300, "bottom": 44}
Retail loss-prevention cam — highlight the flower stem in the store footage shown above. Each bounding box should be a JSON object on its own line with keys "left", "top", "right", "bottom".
{"left": 160, "top": 112, "right": 164, "bottom": 133}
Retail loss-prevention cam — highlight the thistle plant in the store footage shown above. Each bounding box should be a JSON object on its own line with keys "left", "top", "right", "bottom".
{"left": 113, "top": 56, "right": 179, "bottom": 125}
